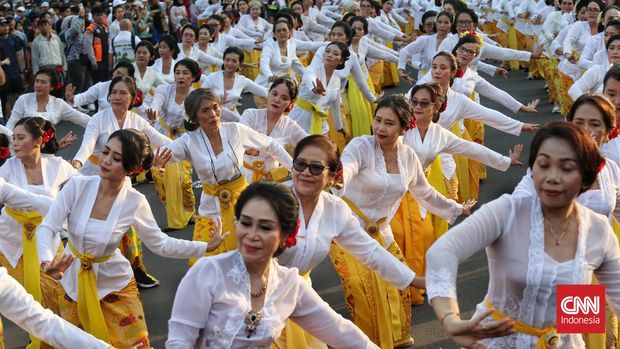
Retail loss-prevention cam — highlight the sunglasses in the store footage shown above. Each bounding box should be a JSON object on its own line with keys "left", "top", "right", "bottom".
{"left": 410, "top": 99, "right": 431, "bottom": 108}
{"left": 293, "top": 159, "right": 327, "bottom": 176}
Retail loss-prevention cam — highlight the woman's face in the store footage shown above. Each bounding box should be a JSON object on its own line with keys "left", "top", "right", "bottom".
{"left": 223, "top": 52, "right": 241, "bottom": 72}
{"left": 572, "top": 103, "right": 609, "bottom": 145}
{"left": 604, "top": 8, "right": 620, "bottom": 25}
{"left": 456, "top": 13, "right": 475, "bottom": 34}
{"left": 237, "top": 197, "right": 282, "bottom": 265}
{"left": 456, "top": 42, "right": 479, "bottom": 67}
{"left": 443, "top": 3, "right": 455, "bottom": 16}
{"left": 382, "top": 0, "right": 393, "bottom": 13}
{"left": 33, "top": 73, "right": 52, "bottom": 96}
{"left": 330, "top": 27, "right": 348, "bottom": 43}
{"left": 249, "top": 4, "right": 260, "bottom": 17}
{"left": 159, "top": 42, "right": 171, "bottom": 58}
{"left": 604, "top": 77, "right": 620, "bottom": 120}
{"left": 436, "top": 14, "right": 451, "bottom": 34}
{"left": 99, "top": 137, "right": 131, "bottom": 180}
{"left": 182, "top": 28, "right": 196, "bottom": 45}
{"left": 199, "top": 28, "right": 211, "bottom": 44}
{"left": 608, "top": 38, "right": 620, "bottom": 64}
{"left": 11, "top": 124, "right": 40, "bottom": 159}
{"left": 373, "top": 106, "right": 404, "bottom": 147}
{"left": 238, "top": 0, "right": 249, "bottom": 13}
{"left": 292, "top": 3, "right": 303, "bottom": 14}
{"left": 108, "top": 81, "right": 133, "bottom": 111}
{"left": 361, "top": 0, "right": 374, "bottom": 17}
{"left": 223, "top": 16, "right": 232, "bottom": 30}
{"left": 323, "top": 44, "right": 344, "bottom": 69}
{"left": 604, "top": 26, "right": 619, "bottom": 46}
{"left": 431, "top": 56, "right": 454, "bottom": 85}
{"left": 586, "top": 2, "right": 601, "bottom": 23}
{"left": 196, "top": 97, "right": 222, "bottom": 130}
{"left": 135, "top": 46, "right": 152, "bottom": 66}
{"left": 351, "top": 20, "right": 365, "bottom": 39}
{"left": 174, "top": 64, "right": 194, "bottom": 86}
{"left": 423, "top": 16, "right": 436, "bottom": 34}
{"left": 411, "top": 89, "right": 435, "bottom": 123}
{"left": 274, "top": 22, "right": 291, "bottom": 41}
{"left": 577, "top": 6, "right": 589, "bottom": 21}
{"left": 350, "top": 3, "right": 361, "bottom": 16}
{"left": 531, "top": 137, "right": 584, "bottom": 211}
{"left": 292, "top": 145, "right": 333, "bottom": 198}
{"left": 208, "top": 19, "right": 222, "bottom": 33}
{"left": 267, "top": 83, "right": 294, "bottom": 114}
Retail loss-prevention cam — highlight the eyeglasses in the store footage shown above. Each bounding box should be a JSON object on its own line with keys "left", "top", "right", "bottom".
{"left": 293, "top": 159, "right": 327, "bottom": 176}
{"left": 410, "top": 99, "right": 431, "bottom": 108}
{"left": 457, "top": 20, "right": 473, "bottom": 26}
{"left": 200, "top": 131, "right": 243, "bottom": 185}
{"left": 424, "top": 21, "right": 436, "bottom": 27}
{"left": 458, "top": 46, "right": 479, "bottom": 56}
{"left": 586, "top": 7, "right": 600, "bottom": 13}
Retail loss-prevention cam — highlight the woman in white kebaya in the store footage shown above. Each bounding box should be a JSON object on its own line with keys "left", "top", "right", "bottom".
{"left": 195, "top": 24, "right": 224, "bottom": 73}
{"left": 236, "top": 1, "right": 273, "bottom": 41}
{"left": 151, "top": 34, "right": 180, "bottom": 84}
{"left": 427, "top": 121, "right": 620, "bottom": 349}
{"left": 240, "top": 76, "right": 308, "bottom": 183}
{"left": 133, "top": 41, "right": 166, "bottom": 109}
{"left": 7, "top": 67, "right": 90, "bottom": 131}
{"left": 166, "top": 181, "right": 380, "bottom": 349}
{"left": 177, "top": 24, "right": 223, "bottom": 72}
{"left": 37, "top": 129, "right": 224, "bottom": 349}
{"left": 569, "top": 34, "right": 620, "bottom": 101}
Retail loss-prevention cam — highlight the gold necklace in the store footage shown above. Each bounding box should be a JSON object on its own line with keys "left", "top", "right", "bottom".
{"left": 250, "top": 284, "right": 266, "bottom": 298}
{"left": 544, "top": 211, "right": 574, "bottom": 246}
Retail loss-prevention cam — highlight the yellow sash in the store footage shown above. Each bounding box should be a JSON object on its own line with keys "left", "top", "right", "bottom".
{"left": 67, "top": 241, "right": 113, "bottom": 343}
{"left": 158, "top": 115, "right": 186, "bottom": 139}
{"left": 341, "top": 196, "right": 387, "bottom": 237}
{"left": 295, "top": 98, "right": 328, "bottom": 135}
{"left": 243, "top": 161, "right": 289, "bottom": 182}
{"left": 485, "top": 298, "right": 559, "bottom": 349}
{"left": 5, "top": 208, "right": 43, "bottom": 349}
{"left": 501, "top": 18, "right": 520, "bottom": 71}
{"left": 88, "top": 155, "right": 100, "bottom": 165}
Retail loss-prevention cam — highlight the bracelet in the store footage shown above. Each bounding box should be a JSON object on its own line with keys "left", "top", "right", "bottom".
{"left": 439, "top": 312, "right": 460, "bottom": 327}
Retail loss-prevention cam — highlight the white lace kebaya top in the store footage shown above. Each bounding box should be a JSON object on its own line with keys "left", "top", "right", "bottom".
{"left": 426, "top": 194, "right": 620, "bottom": 349}
{"left": 340, "top": 136, "right": 463, "bottom": 249}
{"left": 166, "top": 250, "right": 379, "bottom": 349}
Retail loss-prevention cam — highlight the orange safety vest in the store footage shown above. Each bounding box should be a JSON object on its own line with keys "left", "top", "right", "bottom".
{"left": 86, "top": 23, "right": 103, "bottom": 63}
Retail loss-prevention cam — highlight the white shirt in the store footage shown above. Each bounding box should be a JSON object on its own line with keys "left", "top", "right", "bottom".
{"left": 602, "top": 137, "right": 620, "bottom": 165}
{"left": 426, "top": 194, "right": 620, "bottom": 348}
{"left": 133, "top": 64, "right": 167, "bottom": 106}
{"left": 202, "top": 71, "right": 269, "bottom": 111}
{"left": 73, "top": 108, "right": 171, "bottom": 175}
{"left": 563, "top": 21, "right": 595, "bottom": 57}
{"left": 340, "top": 136, "right": 463, "bottom": 248}
{"left": 240, "top": 109, "right": 307, "bottom": 182}
{"left": 36, "top": 176, "right": 209, "bottom": 300}
{"left": 398, "top": 34, "right": 444, "bottom": 78}
{"left": 165, "top": 123, "right": 293, "bottom": 217}
{"left": 166, "top": 250, "right": 379, "bottom": 349}
{"left": 0, "top": 267, "right": 109, "bottom": 349}
{"left": 578, "top": 32, "right": 604, "bottom": 70}
{"left": 256, "top": 38, "right": 316, "bottom": 88}
{"left": 354, "top": 36, "right": 398, "bottom": 74}
{"left": 8, "top": 93, "right": 90, "bottom": 130}
{"left": 288, "top": 65, "right": 343, "bottom": 134}
{"left": 177, "top": 43, "right": 223, "bottom": 69}
{"left": 149, "top": 84, "right": 187, "bottom": 137}
{"left": 211, "top": 33, "right": 256, "bottom": 54}
{"left": 111, "top": 31, "right": 141, "bottom": 63}
{"left": 451, "top": 67, "right": 524, "bottom": 113}
{"left": 278, "top": 187, "right": 415, "bottom": 288}
{"left": 567, "top": 63, "right": 609, "bottom": 100}
{"left": 73, "top": 81, "right": 111, "bottom": 111}
{"left": 0, "top": 156, "right": 74, "bottom": 267}
{"left": 237, "top": 14, "right": 273, "bottom": 40}
{"left": 152, "top": 57, "right": 178, "bottom": 84}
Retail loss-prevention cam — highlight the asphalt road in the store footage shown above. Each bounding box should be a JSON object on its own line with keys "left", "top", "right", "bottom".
{"left": 3, "top": 66, "right": 558, "bottom": 348}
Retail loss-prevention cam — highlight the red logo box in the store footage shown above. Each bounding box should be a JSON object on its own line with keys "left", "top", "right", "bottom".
{"left": 556, "top": 284, "right": 605, "bottom": 333}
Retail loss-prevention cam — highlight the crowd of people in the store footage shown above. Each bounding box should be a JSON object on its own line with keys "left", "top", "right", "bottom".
{"left": 0, "top": 0, "right": 618, "bottom": 348}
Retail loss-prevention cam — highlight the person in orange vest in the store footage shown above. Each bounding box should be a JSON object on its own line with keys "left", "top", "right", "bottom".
{"left": 84, "top": 5, "right": 110, "bottom": 83}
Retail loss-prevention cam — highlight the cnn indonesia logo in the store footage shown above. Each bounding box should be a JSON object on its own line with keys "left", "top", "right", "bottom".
{"left": 556, "top": 285, "right": 605, "bottom": 333}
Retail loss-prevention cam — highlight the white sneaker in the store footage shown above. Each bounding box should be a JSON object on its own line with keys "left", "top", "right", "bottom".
{"left": 552, "top": 104, "right": 561, "bottom": 114}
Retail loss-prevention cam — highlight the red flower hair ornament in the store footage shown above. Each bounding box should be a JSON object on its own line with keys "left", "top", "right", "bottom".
{"left": 439, "top": 100, "right": 447, "bottom": 113}
{"left": 41, "top": 129, "right": 55, "bottom": 144}
{"left": 597, "top": 158, "right": 606, "bottom": 173}
{"left": 407, "top": 117, "right": 417, "bottom": 130}
{"left": 133, "top": 90, "right": 144, "bottom": 107}
{"left": 284, "top": 219, "right": 300, "bottom": 248}
{"left": 0, "top": 146, "right": 9, "bottom": 159}
{"left": 454, "top": 68, "right": 465, "bottom": 78}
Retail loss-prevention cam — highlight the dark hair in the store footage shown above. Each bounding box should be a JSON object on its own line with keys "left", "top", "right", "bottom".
{"left": 270, "top": 76, "right": 299, "bottom": 100}
{"left": 604, "top": 64, "right": 620, "bottom": 88}
{"left": 410, "top": 83, "right": 445, "bottom": 122}
{"left": 91, "top": 5, "right": 105, "bottom": 15}
{"left": 35, "top": 65, "right": 58, "bottom": 87}
{"left": 180, "top": 23, "right": 198, "bottom": 39}
{"left": 277, "top": 8, "right": 301, "bottom": 30}
{"left": 331, "top": 21, "right": 352, "bottom": 45}
{"left": 436, "top": 10, "right": 454, "bottom": 26}
{"left": 528, "top": 121, "right": 604, "bottom": 193}
{"left": 375, "top": 94, "right": 413, "bottom": 128}
{"left": 273, "top": 16, "right": 293, "bottom": 34}
{"left": 135, "top": 41, "right": 156, "bottom": 66}
{"left": 451, "top": 8, "right": 478, "bottom": 34}
{"left": 174, "top": 58, "right": 201, "bottom": 82}
{"left": 184, "top": 88, "right": 220, "bottom": 131}
{"left": 452, "top": 33, "right": 481, "bottom": 56}
{"left": 293, "top": 135, "right": 341, "bottom": 173}
{"left": 14, "top": 117, "right": 59, "bottom": 154}
{"left": 443, "top": 0, "right": 466, "bottom": 12}
{"left": 234, "top": 181, "right": 299, "bottom": 257}
{"left": 348, "top": 15, "right": 368, "bottom": 35}
{"left": 113, "top": 59, "right": 136, "bottom": 76}
{"left": 108, "top": 76, "right": 140, "bottom": 109}
{"left": 159, "top": 34, "right": 179, "bottom": 60}
{"left": 107, "top": 129, "right": 154, "bottom": 173}
{"left": 607, "top": 33, "right": 620, "bottom": 50}
{"left": 223, "top": 46, "right": 245, "bottom": 67}
{"left": 326, "top": 41, "right": 350, "bottom": 70}
{"left": 199, "top": 24, "right": 217, "bottom": 43}
{"left": 601, "top": 6, "right": 620, "bottom": 33}
{"left": 419, "top": 10, "right": 438, "bottom": 32}
{"left": 360, "top": 0, "right": 380, "bottom": 16}
{"left": 567, "top": 93, "right": 616, "bottom": 132}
